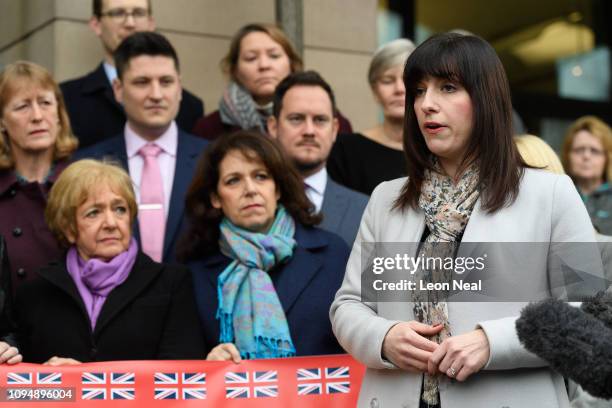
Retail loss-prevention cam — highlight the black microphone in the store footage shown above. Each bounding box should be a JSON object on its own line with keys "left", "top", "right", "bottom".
{"left": 581, "top": 290, "right": 612, "bottom": 330}
{"left": 516, "top": 296, "right": 612, "bottom": 399}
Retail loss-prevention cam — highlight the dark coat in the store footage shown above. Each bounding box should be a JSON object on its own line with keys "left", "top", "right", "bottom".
{"left": 189, "top": 224, "right": 349, "bottom": 357}
{"left": 192, "top": 109, "right": 354, "bottom": 141}
{"left": 60, "top": 63, "right": 204, "bottom": 148}
{"left": 16, "top": 252, "right": 205, "bottom": 363}
{"left": 73, "top": 130, "right": 208, "bottom": 263}
{"left": 0, "top": 162, "right": 67, "bottom": 293}
{"left": 0, "top": 236, "right": 16, "bottom": 345}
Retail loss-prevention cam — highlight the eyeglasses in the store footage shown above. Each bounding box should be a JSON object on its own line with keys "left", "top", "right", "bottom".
{"left": 570, "top": 146, "right": 606, "bottom": 156}
{"left": 100, "top": 8, "right": 150, "bottom": 22}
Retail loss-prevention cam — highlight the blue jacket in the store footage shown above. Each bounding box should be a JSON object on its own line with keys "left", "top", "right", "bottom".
{"left": 73, "top": 130, "right": 208, "bottom": 263}
{"left": 189, "top": 224, "right": 350, "bottom": 357}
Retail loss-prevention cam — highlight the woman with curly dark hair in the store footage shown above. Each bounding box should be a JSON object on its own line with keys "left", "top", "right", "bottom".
{"left": 179, "top": 130, "right": 349, "bottom": 361}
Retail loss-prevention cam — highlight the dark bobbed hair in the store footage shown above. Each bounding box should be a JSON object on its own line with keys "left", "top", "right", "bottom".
{"left": 222, "top": 23, "right": 303, "bottom": 83}
{"left": 113, "top": 31, "right": 179, "bottom": 79}
{"left": 397, "top": 32, "right": 526, "bottom": 213}
{"left": 272, "top": 70, "right": 337, "bottom": 118}
{"left": 177, "top": 130, "right": 321, "bottom": 261}
{"left": 93, "top": 0, "right": 152, "bottom": 18}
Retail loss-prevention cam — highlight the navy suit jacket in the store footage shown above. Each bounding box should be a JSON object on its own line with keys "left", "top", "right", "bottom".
{"left": 188, "top": 224, "right": 349, "bottom": 357}
{"left": 60, "top": 63, "right": 204, "bottom": 148}
{"left": 73, "top": 130, "right": 208, "bottom": 263}
{"left": 320, "top": 178, "right": 369, "bottom": 248}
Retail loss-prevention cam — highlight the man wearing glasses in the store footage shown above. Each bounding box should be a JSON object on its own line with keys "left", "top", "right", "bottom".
{"left": 61, "top": 0, "right": 204, "bottom": 148}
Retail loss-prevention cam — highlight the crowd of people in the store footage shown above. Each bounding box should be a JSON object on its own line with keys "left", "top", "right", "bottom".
{"left": 0, "top": 0, "right": 610, "bottom": 407}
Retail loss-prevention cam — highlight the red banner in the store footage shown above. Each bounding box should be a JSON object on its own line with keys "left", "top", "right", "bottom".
{"left": 0, "top": 354, "right": 365, "bottom": 407}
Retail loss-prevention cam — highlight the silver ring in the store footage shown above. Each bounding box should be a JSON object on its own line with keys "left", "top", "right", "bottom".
{"left": 447, "top": 367, "right": 457, "bottom": 377}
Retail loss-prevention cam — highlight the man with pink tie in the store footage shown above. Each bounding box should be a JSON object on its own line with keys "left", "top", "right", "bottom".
{"left": 75, "top": 31, "right": 207, "bottom": 263}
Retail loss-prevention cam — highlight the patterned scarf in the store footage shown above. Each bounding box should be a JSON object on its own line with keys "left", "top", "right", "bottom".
{"left": 413, "top": 159, "right": 480, "bottom": 406}
{"left": 216, "top": 205, "right": 297, "bottom": 359}
{"left": 218, "top": 81, "right": 272, "bottom": 133}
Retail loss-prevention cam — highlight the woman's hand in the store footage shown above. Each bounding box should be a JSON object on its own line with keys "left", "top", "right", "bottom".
{"left": 428, "top": 329, "right": 490, "bottom": 382}
{"left": 43, "top": 356, "right": 82, "bottom": 366}
{"left": 382, "top": 321, "right": 443, "bottom": 372}
{"left": 206, "top": 343, "right": 242, "bottom": 363}
{"left": 0, "top": 342, "right": 22, "bottom": 365}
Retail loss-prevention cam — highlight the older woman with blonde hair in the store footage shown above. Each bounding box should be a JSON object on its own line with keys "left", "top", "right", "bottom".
{"left": 192, "top": 23, "right": 352, "bottom": 140}
{"left": 561, "top": 116, "right": 612, "bottom": 234}
{"left": 328, "top": 38, "right": 415, "bottom": 195}
{"left": 0, "top": 61, "right": 78, "bottom": 290}
{"left": 15, "top": 159, "right": 204, "bottom": 364}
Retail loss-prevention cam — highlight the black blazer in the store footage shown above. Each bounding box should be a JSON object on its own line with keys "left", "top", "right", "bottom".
{"left": 60, "top": 63, "right": 204, "bottom": 148}
{"left": 15, "top": 252, "right": 205, "bottom": 363}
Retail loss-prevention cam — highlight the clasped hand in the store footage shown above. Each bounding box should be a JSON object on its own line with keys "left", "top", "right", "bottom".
{"left": 382, "top": 321, "right": 490, "bottom": 381}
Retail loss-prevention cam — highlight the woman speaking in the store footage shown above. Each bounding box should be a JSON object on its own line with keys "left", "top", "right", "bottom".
{"left": 330, "top": 33, "right": 601, "bottom": 408}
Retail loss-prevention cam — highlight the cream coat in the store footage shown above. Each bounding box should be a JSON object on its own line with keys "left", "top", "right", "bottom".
{"left": 330, "top": 169, "right": 605, "bottom": 408}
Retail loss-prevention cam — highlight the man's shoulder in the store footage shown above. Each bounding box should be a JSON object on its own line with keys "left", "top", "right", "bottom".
{"left": 181, "top": 88, "right": 203, "bottom": 106}
{"left": 326, "top": 178, "right": 369, "bottom": 207}
{"left": 73, "top": 134, "right": 125, "bottom": 160}
{"left": 59, "top": 64, "right": 105, "bottom": 93}
{"left": 178, "top": 130, "right": 208, "bottom": 150}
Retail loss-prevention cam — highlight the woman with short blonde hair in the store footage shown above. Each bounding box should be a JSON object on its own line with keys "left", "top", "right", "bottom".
{"left": 16, "top": 159, "right": 205, "bottom": 364}
{"left": 561, "top": 115, "right": 612, "bottom": 234}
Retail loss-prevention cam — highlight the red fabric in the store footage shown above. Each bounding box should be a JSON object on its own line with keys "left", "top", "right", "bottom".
{"left": 0, "top": 354, "right": 365, "bottom": 407}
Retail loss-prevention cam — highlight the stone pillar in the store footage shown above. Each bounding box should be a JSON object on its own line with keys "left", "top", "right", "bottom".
{"left": 276, "top": 0, "right": 304, "bottom": 56}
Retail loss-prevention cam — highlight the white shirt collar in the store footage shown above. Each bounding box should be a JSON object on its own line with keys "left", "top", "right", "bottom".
{"left": 125, "top": 121, "right": 178, "bottom": 158}
{"left": 103, "top": 62, "right": 118, "bottom": 86}
{"left": 304, "top": 167, "right": 327, "bottom": 196}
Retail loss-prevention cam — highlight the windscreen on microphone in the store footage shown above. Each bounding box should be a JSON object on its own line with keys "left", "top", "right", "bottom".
{"left": 580, "top": 290, "right": 612, "bottom": 330}
{"left": 516, "top": 298, "right": 612, "bottom": 399}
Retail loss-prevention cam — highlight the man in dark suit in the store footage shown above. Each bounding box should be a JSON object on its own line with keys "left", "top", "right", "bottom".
{"left": 268, "top": 71, "right": 368, "bottom": 246}
{"left": 75, "top": 32, "right": 207, "bottom": 263}
{"left": 60, "top": 0, "right": 203, "bottom": 148}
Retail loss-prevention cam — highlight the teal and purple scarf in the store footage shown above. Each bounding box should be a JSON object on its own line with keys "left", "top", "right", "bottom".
{"left": 216, "top": 205, "right": 297, "bottom": 359}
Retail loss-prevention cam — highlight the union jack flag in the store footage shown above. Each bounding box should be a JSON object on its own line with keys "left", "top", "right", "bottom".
{"left": 225, "top": 370, "right": 278, "bottom": 399}
{"left": 154, "top": 372, "right": 206, "bottom": 400}
{"left": 6, "top": 372, "right": 62, "bottom": 385}
{"left": 81, "top": 372, "right": 135, "bottom": 400}
{"left": 296, "top": 366, "right": 351, "bottom": 395}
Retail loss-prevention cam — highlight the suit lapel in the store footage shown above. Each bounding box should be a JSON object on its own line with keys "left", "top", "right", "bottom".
{"left": 163, "top": 132, "right": 199, "bottom": 259}
{"left": 82, "top": 64, "right": 124, "bottom": 114}
{"left": 93, "top": 253, "right": 161, "bottom": 336}
{"left": 320, "top": 179, "right": 349, "bottom": 233}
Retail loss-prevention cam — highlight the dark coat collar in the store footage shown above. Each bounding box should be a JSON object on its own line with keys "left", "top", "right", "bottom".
{"left": 81, "top": 63, "right": 112, "bottom": 95}
{"left": 199, "top": 223, "right": 330, "bottom": 314}
{"left": 37, "top": 251, "right": 162, "bottom": 336}
{"left": 0, "top": 160, "right": 69, "bottom": 195}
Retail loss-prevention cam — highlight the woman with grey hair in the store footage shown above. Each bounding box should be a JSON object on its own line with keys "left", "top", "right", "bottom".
{"left": 328, "top": 38, "right": 415, "bottom": 195}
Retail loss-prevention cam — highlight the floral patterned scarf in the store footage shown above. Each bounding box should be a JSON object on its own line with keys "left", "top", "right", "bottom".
{"left": 413, "top": 159, "right": 480, "bottom": 406}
